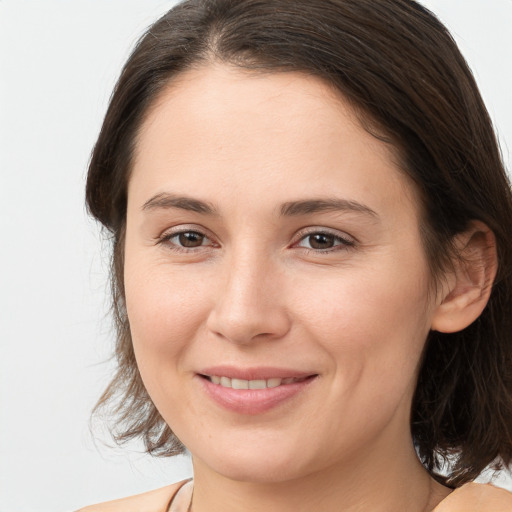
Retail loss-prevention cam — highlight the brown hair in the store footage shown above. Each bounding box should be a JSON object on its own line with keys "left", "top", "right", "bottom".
{"left": 86, "top": 0, "right": 512, "bottom": 486}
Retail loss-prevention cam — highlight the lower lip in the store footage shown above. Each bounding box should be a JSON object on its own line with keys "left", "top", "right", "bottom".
{"left": 198, "top": 375, "right": 317, "bottom": 415}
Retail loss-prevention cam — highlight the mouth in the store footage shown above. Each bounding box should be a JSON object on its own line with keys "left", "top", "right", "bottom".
{"left": 200, "top": 374, "right": 314, "bottom": 389}
{"left": 197, "top": 369, "right": 318, "bottom": 414}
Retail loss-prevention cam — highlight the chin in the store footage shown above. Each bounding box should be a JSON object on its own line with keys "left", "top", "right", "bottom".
{"left": 190, "top": 434, "right": 312, "bottom": 484}
{"left": 208, "top": 458, "right": 306, "bottom": 484}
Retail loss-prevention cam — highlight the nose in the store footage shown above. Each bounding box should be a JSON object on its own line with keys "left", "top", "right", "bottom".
{"left": 206, "top": 250, "right": 291, "bottom": 345}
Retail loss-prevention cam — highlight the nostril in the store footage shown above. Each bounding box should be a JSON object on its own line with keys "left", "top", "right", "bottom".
{"left": 206, "top": 305, "right": 292, "bottom": 346}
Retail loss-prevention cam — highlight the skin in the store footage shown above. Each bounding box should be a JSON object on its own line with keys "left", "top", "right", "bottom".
{"left": 124, "top": 64, "right": 458, "bottom": 511}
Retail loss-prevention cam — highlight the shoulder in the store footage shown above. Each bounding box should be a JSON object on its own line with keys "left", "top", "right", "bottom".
{"left": 433, "top": 483, "right": 512, "bottom": 512}
{"left": 76, "top": 480, "right": 190, "bottom": 512}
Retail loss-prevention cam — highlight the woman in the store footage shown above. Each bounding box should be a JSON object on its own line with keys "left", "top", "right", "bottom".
{"left": 80, "top": 0, "right": 512, "bottom": 510}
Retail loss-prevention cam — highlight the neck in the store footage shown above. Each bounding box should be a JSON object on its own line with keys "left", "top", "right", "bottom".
{"left": 189, "top": 436, "right": 451, "bottom": 512}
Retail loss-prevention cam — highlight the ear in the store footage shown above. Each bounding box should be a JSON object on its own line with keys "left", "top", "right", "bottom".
{"left": 431, "top": 221, "right": 498, "bottom": 333}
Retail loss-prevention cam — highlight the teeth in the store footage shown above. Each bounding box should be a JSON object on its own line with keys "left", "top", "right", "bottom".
{"left": 231, "top": 378, "right": 249, "bottom": 390}
{"left": 220, "top": 376, "right": 231, "bottom": 387}
{"left": 207, "top": 376, "right": 306, "bottom": 389}
{"left": 267, "top": 378, "right": 282, "bottom": 388}
{"left": 249, "top": 379, "right": 266, "bottom": 389}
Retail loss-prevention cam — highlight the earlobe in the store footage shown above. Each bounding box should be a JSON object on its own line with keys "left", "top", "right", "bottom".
{"left": 431, "top": 221, "right": 498, "bottom": 333}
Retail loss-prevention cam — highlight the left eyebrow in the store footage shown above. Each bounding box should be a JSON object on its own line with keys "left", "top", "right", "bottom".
{"left": 280, "top": 198, "right": 379, "bottom": 220}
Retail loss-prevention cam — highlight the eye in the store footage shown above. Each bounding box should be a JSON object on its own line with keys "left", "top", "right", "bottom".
{"left": 174, "top": 231, "right": 208, "bottom": 248}
{"left": 295, "top": 230, "right": 355, "bottom": 251}
{"left": 159, "top": 229, "right": 214, "bottom": 250}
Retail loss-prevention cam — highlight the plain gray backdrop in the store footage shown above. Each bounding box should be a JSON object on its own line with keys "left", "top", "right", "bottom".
{"left": 0, "top": 1, "right": 511, "bottom": 511}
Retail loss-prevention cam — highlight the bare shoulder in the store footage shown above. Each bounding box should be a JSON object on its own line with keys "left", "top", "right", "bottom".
{"left": 76, "top": 480, "right": 188, "bottom": 512}
{"left": 433, "top": 483, "right": 512, "bottom": 512}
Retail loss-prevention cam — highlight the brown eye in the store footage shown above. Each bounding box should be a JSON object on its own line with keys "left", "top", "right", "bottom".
{"left": 178, "top": 231, "right": 206, "bottom": 247}
{"left": 296, "top": 231, "right": 354, "bottom": 252}
{"left": 307, "top": 233, "right": 335, "bottom": 249}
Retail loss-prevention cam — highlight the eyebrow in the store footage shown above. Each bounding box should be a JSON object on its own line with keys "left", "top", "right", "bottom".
{"left": 142, "top": 193, "right": 218, "bottom": 215}
{"left": 141, "top": 193, "right": 379, "bottom": 220}
{"left": 280, "top": 198, "right": 379, "bottom": 219}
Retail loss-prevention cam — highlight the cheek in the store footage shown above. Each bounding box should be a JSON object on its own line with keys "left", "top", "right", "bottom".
{"left": 123, "top": 257, "right": 211, "bottom": 372}
{"left": 295, "top": 259, "right": 433, "bottom": 387}
{"left": 297, "top": 255, "right": 431, "bottom": 331}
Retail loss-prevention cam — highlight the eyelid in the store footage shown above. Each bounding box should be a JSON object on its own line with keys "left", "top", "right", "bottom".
{"left": 155, "top": 224, "right": 355, "bottom": 252}
{"left": 292, "top": 226, "right": 357, "bottom": 250}
{"left": 157, "top": 224, "right": 218, "bottom": 249}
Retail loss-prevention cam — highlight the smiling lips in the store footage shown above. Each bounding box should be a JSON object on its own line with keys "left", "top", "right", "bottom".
{"left": 198, "top": 368, "right": 317, "bottom": 414}
{"left": 206, "top": 375, "right": 311, "bottom": 389}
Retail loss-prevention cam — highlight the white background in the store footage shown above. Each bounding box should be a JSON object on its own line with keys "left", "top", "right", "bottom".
{"left": 0, "top": 1, "right": 510, "bottom": 511}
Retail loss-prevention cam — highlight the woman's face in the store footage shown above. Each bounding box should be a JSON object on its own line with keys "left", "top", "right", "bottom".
{"left": 125, "top": 64, "right": 439, "bottom": 482}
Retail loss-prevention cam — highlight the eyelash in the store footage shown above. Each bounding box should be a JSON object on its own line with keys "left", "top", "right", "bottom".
{"left": 293, "top": 229, "right": 356, "bottom": 253}
{"left": 157, "top": 227, "right": 356, "bottom": 254}
{"left": 158, "top": 228, "right": 215, "bottom": 253}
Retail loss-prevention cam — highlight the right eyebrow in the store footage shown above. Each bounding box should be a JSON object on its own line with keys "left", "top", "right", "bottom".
{"left": 141, "top": 193, "right": 218, "bottom": 215}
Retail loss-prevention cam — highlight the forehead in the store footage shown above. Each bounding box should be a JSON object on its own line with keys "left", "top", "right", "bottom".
{"left": 130, "top": 63, "right": 416, "bottom": 217}
{"left": 136, "top": 64, "right": 384, "bottom": 157}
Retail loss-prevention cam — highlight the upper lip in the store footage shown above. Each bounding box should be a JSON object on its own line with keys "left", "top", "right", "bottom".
{"left": 198, "top": 366, "right": 317, "bottom": 381}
